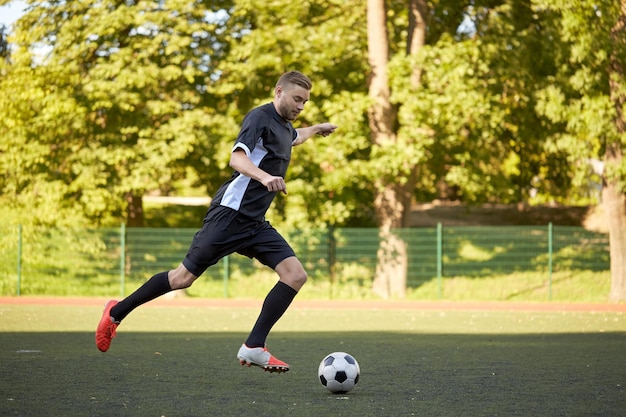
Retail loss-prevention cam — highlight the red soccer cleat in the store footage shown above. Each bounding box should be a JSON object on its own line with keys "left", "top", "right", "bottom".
{"left": 95, "top": 300, "right": 119, "bottom": 352}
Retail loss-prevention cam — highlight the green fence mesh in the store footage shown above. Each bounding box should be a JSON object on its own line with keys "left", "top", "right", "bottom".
{"left": 0, "top": 224, "right": 609, "bottom": 298}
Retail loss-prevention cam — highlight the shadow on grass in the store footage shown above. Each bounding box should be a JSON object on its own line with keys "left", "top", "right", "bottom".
{"left": 1, "top": 331, "right": 624, "bottom": 417}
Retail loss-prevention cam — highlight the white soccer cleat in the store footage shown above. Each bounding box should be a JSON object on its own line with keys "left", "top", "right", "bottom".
{"left": 237, "top": 344, "right": 290, "bottom": 373}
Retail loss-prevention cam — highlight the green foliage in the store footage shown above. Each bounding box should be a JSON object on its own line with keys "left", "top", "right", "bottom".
{"left": 1, "top": 0, "right": 234, "bottom": 227}
{"left": 0, "top": 0, "right": 623, "bottom": 230}
{"left": 389, "top": 1, "right": 585, "bottom": 204}
{"left": 533, "top": 0, "right": 626, "bottom": 192}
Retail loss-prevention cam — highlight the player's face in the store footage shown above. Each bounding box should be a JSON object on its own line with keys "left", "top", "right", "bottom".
{"left": 275, "top": 84, "right": 310, "bottom": 121}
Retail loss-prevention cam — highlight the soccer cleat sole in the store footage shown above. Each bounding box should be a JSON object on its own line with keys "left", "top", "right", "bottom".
{"left": 239, "top": 359, "right": 289, "bottom": 373}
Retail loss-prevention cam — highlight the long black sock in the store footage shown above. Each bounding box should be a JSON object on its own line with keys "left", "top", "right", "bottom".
{"left": 245, "top": 281, "right": 298, "bottom": 348}
{"left": 110, "top": 271, "right": 172, "bottom": 322}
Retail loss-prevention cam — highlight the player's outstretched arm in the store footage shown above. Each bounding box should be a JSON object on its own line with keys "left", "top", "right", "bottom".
{"left": 294, "top": 123, "right": 337, "bottom": 146}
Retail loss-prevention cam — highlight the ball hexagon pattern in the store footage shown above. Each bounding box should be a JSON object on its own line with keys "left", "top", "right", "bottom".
{"left": 318, "top": 352, "right": 360, "bottom": 393}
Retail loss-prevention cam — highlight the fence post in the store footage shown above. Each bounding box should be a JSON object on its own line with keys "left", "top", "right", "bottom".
{"left": 437, "top": 222, "right": 443, "bottom": 299}
{"left": 223, "top": 255, "right": 230, "bottom": 298}
{"left": 328, "top": 225, "right": 336, "bottom": 300}
{"left": 548, "top": 222, "right": 553, "bottom": 301}
{"left": 17, "top": 224, "right": 22, "bottom": 296}
{"left": 120, "top": 223, "right": 126, "bottom": 298}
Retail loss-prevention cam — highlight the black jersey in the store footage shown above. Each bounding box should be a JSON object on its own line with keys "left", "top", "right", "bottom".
{"left": 210, "top": 103, "right": 298, "bottom": 221}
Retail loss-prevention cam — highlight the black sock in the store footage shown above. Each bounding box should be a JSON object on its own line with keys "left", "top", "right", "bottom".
{"left": 110, "top": 271, "right": 172, "bottom": 322}
{"left": 245, "top": 281, "right": 298, "bottom": 348}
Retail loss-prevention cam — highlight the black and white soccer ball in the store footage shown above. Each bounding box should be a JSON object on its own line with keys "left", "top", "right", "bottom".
{"left": 318, "top": 352, "right": 360, "bottom": 393}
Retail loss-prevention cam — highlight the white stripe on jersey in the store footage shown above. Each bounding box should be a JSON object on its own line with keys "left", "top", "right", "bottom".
{"left": 221, "top": 139, "right": 268, "bottom": 211}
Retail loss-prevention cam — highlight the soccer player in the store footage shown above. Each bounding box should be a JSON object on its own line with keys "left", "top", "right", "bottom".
{"left": 96, "top": 71, "right": 337, "bottom": 373}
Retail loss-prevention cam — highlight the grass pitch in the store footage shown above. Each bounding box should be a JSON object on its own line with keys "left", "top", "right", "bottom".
{"left": 1, "top": 301, "right": 625, "bottom": 416}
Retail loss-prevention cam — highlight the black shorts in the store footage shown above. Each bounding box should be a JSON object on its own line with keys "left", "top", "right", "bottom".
{"left": 182, "top": 206, "right": 296, "bottom": 277}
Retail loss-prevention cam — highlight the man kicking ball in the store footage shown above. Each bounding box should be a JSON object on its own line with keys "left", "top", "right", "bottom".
{"left": 96, "top": 70, "right": 337, "bottom": 372}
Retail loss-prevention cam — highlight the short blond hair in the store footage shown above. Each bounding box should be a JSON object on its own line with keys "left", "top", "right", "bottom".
{"left": 276, "top": 71, "right": 312, "bottom": 91}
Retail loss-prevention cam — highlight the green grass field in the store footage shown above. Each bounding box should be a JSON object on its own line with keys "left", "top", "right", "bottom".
{"left": 1, "top": 301, "right": 625, "bottom": 416}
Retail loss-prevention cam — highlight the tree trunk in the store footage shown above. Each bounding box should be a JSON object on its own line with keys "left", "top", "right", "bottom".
{"left": 401, "top": 0, "right": 428, "bottom": 227}
{"left": 373, "top": 186, "right": 407, "bottom": 298}
{"left": 604, "top": 181, "right": 626, "bottom": 301}
{"left": 407, "top": 0, "right": 428, "bottom": 84}
{"left": 367, "top": 0, "right": 405, "bottom": 298}
{"left": 607, "top": 0, "right": 626, "bottom": 302}
{"left": 125, "top": 192, "right": 144, "bottom": 227}
{"left": 367, "top": 0, "right": 428, "bottom": 298}
{"left": 366, "top": 0, "right": 394, "bottom": 138}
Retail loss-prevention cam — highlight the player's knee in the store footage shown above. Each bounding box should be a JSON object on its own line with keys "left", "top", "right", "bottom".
{"left": 290, "top": 270, "right": 308, "bottom": 289}
{"left": 299, "top": 270, "right": 309, "bottom": 285}
{"left": 276, "top": 257, "right": 307, "bottom": 290}
{"left": 171, "top": 276, "right": 194, "bottom": 289}
{"left": 168, "top": 267, "right": 197, "bottom": 289}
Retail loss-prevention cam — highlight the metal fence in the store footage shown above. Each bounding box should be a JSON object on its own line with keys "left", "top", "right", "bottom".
{"left": 0, "top": 224, "right": 610, "bottom": 298}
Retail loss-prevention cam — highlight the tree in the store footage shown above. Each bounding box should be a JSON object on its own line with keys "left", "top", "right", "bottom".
{"left": 395, "top": 1, "right": 573, "bottom": 206}
{"left": 367, "top": 0, "right": 404, "bottom": 298}
{"left": 367, "top": 0, "right": 488, "bottom": 297}
{"left": 534, "top": 0, "right": 626, "bottom": 301}
{"left": 0, "top": 0, "right": 234, "bottom": 227}
{"left": 606, "top": 0, "right": 626, "bottom": 301}
{"left": 367, "top": 0, "right": 600, "bottom": 297}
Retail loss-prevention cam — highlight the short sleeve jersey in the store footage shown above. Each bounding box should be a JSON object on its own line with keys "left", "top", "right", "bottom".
{"left": 210, "top": 103, "right": 298, "bottom": 221}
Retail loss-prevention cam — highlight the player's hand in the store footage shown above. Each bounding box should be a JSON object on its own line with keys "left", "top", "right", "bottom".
{"left": 263, "top": 176, "right": 287, "bottom": 194}
{"left": 316, "top": 123, "right": 338, "bottom": 137}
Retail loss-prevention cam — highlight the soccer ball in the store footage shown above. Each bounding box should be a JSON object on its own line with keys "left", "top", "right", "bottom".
{"left": 318, "top": 352, "right": 360, "bottom": 393}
